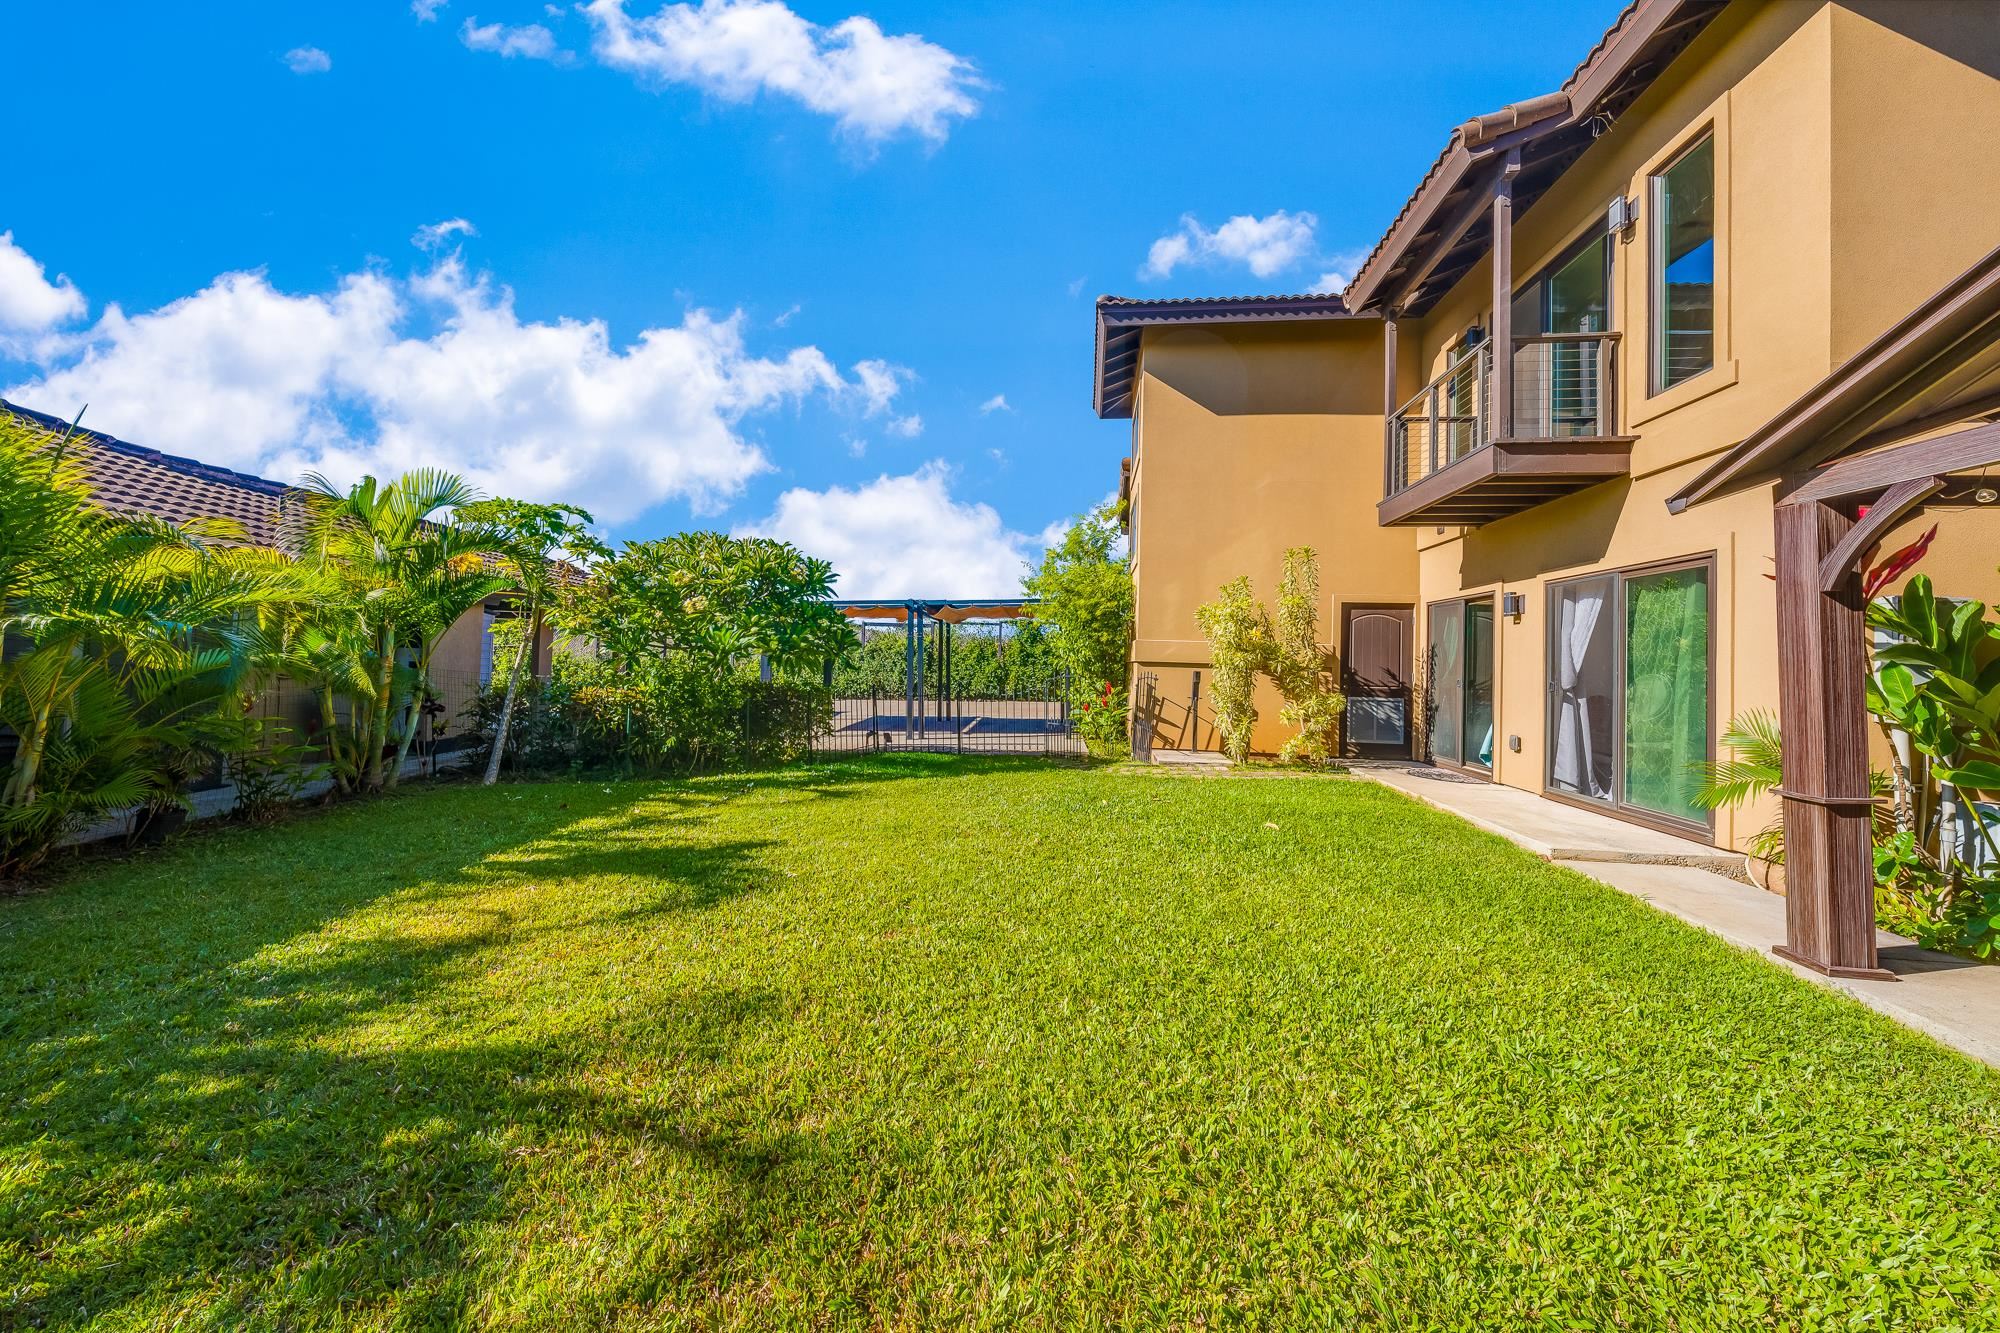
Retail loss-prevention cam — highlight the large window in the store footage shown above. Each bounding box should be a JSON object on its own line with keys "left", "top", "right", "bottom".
{"left": 1547, "top": 560, "right": 1712, "bottom": 830}
{"left": 1651, "top": 134, "right": 1716, "bottom": 392}
{"left": 1512, "top": 228, "right": 1613, "bottom": 437}
{"left": 1427, "top": 597, "right": 1494, "bottom": 772}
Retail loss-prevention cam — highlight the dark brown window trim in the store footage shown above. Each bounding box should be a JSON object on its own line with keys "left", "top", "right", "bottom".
{"left": 1423, "top": 594, "right": 1497, "bottom": 776}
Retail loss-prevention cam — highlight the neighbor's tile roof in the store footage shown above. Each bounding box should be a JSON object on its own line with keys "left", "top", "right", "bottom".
{"left": 1092, "top": 293, "right": 1355, "bottom": 419}
{"left": 2, "top": 399, "right": 302, "bottom": 550}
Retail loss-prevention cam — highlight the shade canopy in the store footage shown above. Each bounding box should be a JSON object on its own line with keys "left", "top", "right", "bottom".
{"left": 836, "top": 598, "right": 1041, "bottom": 625}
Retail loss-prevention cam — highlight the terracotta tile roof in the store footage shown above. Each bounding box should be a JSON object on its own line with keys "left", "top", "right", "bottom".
{"left": 4, "top": 398, "right": 589, "bottom": 586}
{"left": 1342, "top": 0, "right": 1725, "bottom": 315}
{"left": 3, "top": 399, "right": 302, "bottom": 550}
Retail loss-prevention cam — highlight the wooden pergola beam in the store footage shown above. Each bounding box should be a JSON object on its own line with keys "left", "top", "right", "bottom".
{"left": 1786, "top": 417, "right": 2000, "bottom": 505}
{"left": 1815, "top": 476, "right": 1943, "bottom": 591}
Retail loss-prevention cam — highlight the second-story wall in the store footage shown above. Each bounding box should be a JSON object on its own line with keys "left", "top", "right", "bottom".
{"left": 1128, "top": 318, "right": 1418, "bottom": 754}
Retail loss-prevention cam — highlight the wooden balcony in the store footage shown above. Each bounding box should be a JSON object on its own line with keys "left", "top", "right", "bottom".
{"left": 1379, "top": 332, "right": 1634, "bottom": 527}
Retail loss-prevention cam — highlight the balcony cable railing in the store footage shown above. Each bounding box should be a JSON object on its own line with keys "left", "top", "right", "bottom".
{"left": 1386, "top": 332, "right": 1618, "bottom": 498}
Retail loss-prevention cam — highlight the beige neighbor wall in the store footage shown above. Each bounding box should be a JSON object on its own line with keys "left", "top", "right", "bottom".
{"left": 1398, "top": 0, "right": 2000, "bottom": 852}
{"left": 430, "top": 599, "right": 558, "bottom": 744}
{"left": 1127, "top": 319, "right": 1419, "bottom": 755}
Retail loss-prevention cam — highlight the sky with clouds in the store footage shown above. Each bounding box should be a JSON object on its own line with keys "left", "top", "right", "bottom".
{"left": 2, "top": 0, "right": 1611, "bottom": 597}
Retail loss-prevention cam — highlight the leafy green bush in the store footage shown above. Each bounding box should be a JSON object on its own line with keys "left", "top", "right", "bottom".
{"left": 1195, "top": 576, "right": 1268, "bottom": 764}
{"left": 226, "top": 719, "right": 330, "bottom": 824}
{"left": 474, "top": 651, "right": 831, "bottom": 777}
{"left": 1026, "top": 504, "right": 1133, "bottom": 754}
{"left": 831, "top": 623, "right": 1059, "bottom": 698}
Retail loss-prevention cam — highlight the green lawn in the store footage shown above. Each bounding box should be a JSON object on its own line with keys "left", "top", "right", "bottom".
{"left": 6, "top": 757, "right": 2000, "bottom": 1329}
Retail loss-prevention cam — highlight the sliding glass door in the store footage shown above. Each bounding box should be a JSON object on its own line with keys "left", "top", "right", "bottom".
{"left": 1546, "top": 560, "right": 1712, "bottom": 830}
{"left": 1427, "top": 597, "right": 1494, "bottom": 772}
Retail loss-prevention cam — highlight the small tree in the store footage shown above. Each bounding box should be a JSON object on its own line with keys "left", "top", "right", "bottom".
{"left": 1270, "top": 548, "right": 1344, "bottom": 766}
{"left": 455, "top": 498, "right": 599, "bottom": 786}
{"left": 1194, "top": 548, "right": 1343, "bottom": 766}
{"left": 1025, "top": 502, "right": 1134, "bottom": 752}
{"left": 1194, "top": 576, "right": 1269, "bottom": 764}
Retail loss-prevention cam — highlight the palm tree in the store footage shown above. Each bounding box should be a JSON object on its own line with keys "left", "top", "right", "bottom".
{"left": 1, "top": 416, "right": 311, "bottom": 872}
{"left": 300, "top": 469, "right": 507, "bottom": 791}
{"left": 1695, "top": 708, "right": 1893, "bottom": 879}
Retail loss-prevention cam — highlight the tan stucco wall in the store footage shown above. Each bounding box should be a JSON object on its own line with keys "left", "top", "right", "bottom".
{"left": 429, "top": 599, "right": 557, "bottom": 740}
{"left": 1392, "top": 0, "right": 2000, "bottom": 851}
{"left": 1126, "top": 320, "right": 1419, "bottom": 755}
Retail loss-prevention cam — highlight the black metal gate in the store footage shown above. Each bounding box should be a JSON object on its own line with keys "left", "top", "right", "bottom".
{"left": 815, "top": 604, "right": 1083, "bottom": 757}
{"left": 1130, "top": 670, "right": 1157, "bottom": 762}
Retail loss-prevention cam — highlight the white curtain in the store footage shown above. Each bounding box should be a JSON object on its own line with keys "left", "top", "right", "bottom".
{"left": 1552, "top": 586, "right": 1608, "bottom": 799}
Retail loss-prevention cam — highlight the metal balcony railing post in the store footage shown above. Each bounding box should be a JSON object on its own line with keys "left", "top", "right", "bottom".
{"left": 1427, "top": 384, "right": 1440, "bottom": 478}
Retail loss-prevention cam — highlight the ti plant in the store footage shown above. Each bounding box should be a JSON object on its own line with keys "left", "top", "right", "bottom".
{"left": 1865, "top": 574, "right": 2000, "bottom": 949}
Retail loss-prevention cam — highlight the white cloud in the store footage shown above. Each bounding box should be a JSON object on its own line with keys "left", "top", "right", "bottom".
{"left": 1141, "top": 210, "right": 1318, "bottom": 281}
{"left": 581, "top": 0, "right": 981, "bottom": 145}
{"left": 2, "top": 240, "right": 906, "bottom": 527}
{"left": 884, "top": 413, "right": 922, "bottom": 438}
{"left": 848, "top": 357, "right": 910, "bottom": 417}
{"left": 412, "top": 0, "right": 449, "bottom": 20}
{"left": 736, "top": 462, "right": 1035, "bottom": 598}
{"left": 461, "top": 17, "right": 565, "bottom": 61}
{"left": 412, "top": 218, "right": 479, "bottom": 251}
{"left": 772, "top": 302, "right": 800, "bottom": 327}
{"left": 0, "top": 231, "right": 86, "bottom": 335}
{"left": 977, "top": 393, "right": 1010, "bottom": 414}
{"left": 284, "top": 46, "right": 333, "bottom": 75}
{"left": 1312, "top": 250, "right": 1369, "bottom": 295}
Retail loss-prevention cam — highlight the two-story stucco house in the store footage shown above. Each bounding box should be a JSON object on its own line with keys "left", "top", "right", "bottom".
{"left": 1097, "top": 0, "right": 2000, "bottom": 978}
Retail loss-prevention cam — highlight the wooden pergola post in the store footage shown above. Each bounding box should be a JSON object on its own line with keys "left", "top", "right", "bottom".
{"left": 1770, "top": 497, "right": 1893, "bottom": 979}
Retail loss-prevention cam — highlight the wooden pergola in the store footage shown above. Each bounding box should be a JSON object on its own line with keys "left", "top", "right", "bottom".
{"left": 1669, "top": 244, "right": 2000, "bottom": 979}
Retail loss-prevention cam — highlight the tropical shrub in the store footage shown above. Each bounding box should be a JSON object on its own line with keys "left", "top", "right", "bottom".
{"left": 1269, "top": 548, "right": 1344, "bottom": 766}
{"left": 0, "top": 416, "right": 312, "bottom": 875}
{"left": 1194, "top": 549, "right": 1342, "bottom": 766}
{"left": 225, "top": 717, "right": 330, "bottom": 824}
{"left": 1195, "top": 575, "right": 1269, "bottom": 764}
{"left": 473, "top": 652, "right": 831, "bottom": 776}
{"left": 1025, "top": 503, "right": 1133, "bottom": 753}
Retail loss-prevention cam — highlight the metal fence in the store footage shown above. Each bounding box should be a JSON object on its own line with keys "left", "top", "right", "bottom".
{"left": 1130, "top": 671, "right": 1157, "bottom": 762}
{"left": 220, "top": 668, "right": 492, "bottom": 787}
{"left": 814, "top": 674, "right": 1083, "bottom": 757}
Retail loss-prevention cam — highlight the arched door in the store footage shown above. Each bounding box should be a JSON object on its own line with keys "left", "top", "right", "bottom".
{"left": 1341, "top": 604, "right": 1413, "bottom": 759}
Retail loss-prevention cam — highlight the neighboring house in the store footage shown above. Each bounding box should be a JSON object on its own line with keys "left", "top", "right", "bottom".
{"left": 0, "top": 399, "right": 558, "bottom": 750}
{"left": 1097, "top": 0, "right": 2000, "bottom": 873}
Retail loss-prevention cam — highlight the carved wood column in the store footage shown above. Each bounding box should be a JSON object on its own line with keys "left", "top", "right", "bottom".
{"left": 1771, "top": 497, "right": 1893, "bottom": 980}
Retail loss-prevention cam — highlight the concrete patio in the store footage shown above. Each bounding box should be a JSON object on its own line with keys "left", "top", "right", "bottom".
{"left": 1356, "top": 763, "right": 2000, "bottom": 1069}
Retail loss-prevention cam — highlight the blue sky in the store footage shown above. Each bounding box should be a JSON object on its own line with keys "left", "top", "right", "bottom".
{"left": 0, "top": 0, "right": 1615, "bottom": 596}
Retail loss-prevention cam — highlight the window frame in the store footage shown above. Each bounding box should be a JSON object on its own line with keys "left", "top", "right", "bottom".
{"left": 1424, "top": 593, "right": 1496, "bottom": 777}
{"left": 1542, "top": 553, "right": 1718, "bottom": 839}
{"left": 1648, "top": 130, "right": 1718, "bottom": 397}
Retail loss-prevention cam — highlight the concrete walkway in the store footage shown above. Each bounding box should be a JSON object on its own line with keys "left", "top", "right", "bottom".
{"left": 1356, "top": 763, "right": 2000, "bottom": 1069}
